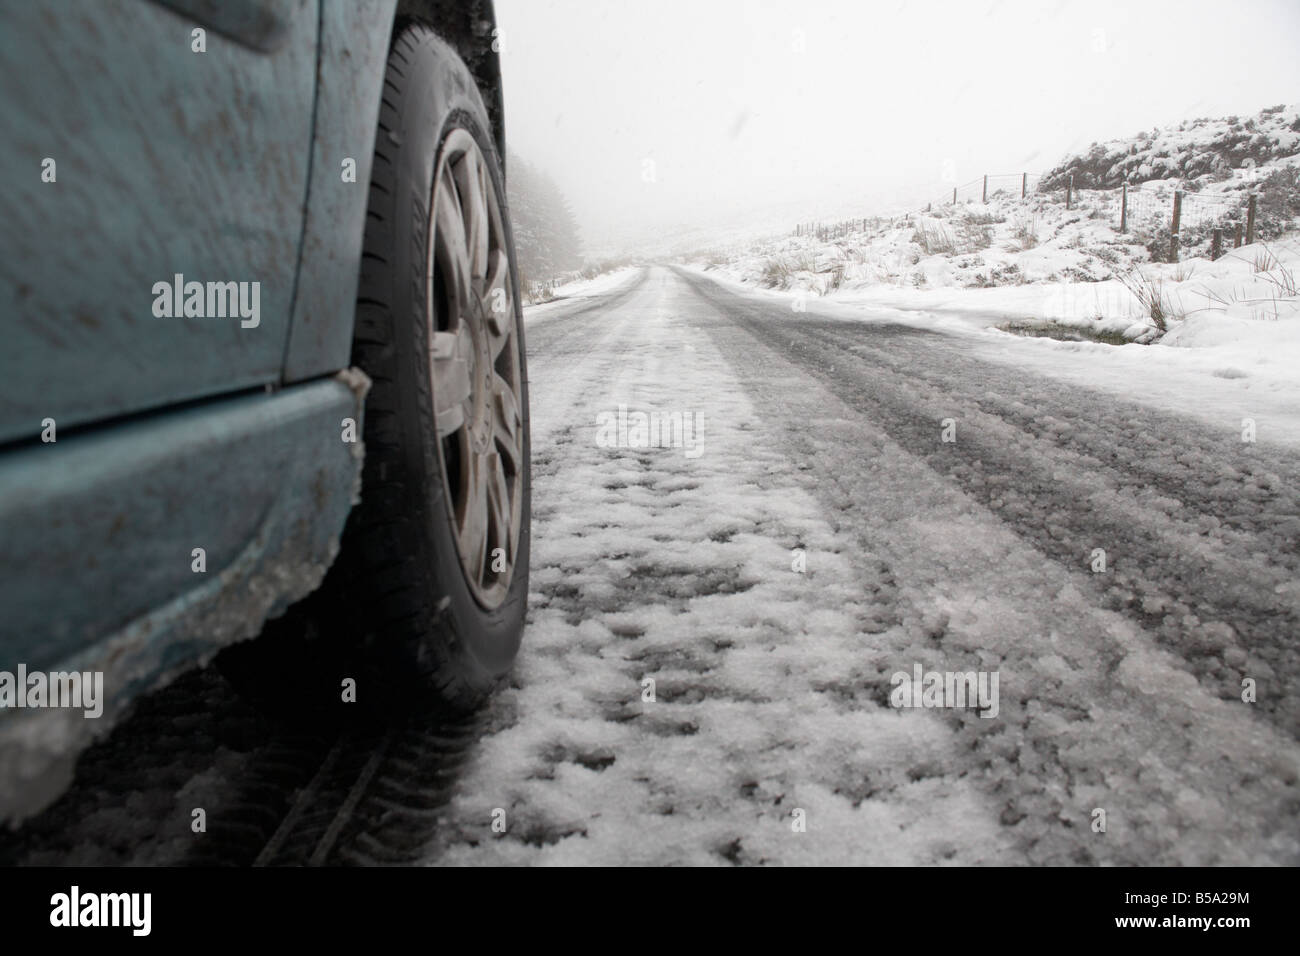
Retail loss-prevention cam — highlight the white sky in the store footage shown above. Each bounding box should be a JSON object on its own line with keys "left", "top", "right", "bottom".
{"left": 496, "top": 0, "right": 1300, "bottom": 256}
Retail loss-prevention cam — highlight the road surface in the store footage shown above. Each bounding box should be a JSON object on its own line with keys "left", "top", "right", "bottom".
{"left": 427, "top": 265, "right": 1299, "bottom": 865}
{"left": 5, "top": 265, "right": 1296, "bottom": 866}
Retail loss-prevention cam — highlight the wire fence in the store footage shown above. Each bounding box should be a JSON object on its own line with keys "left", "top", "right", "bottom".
{"left": 793, "top": 217, "right": 891, "bottom": 242}
{"left": 792, "top": 170, "right": 1260, "bottom": 261}
{"left": 1079, "top": 183, "right": 1246, "bottom": 231}
{"left": 922, "top": 173, "right": 1044, "bottom": 208}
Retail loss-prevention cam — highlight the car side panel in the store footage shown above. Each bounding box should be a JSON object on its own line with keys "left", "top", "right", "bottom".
{"left": 283, "top": 0, "right": 506, "bottom": 381}
{"left": 282, "top": 0, "right": 396, "bottom": 381}
{"left": 0, "top": 374, "right": 368, "bottom": 823}
{"left": 151, "top": 0, "right": 311, "bottom": 53}
{"left": 0, "top": 0, "right": 317, "bottom": 444}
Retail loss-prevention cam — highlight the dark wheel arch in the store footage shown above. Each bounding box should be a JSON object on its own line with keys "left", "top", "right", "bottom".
{"left": 394, "top": 0, "right": 506, "bottom": 166}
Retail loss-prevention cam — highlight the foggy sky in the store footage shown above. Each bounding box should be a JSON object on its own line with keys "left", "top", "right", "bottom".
{"left": 495, "top": 0, "right": 1300, "bottom": 257}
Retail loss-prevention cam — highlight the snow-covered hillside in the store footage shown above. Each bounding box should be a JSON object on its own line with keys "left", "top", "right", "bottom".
{"left": 685, "top": 105, "right": 1300, "bottom": 350}
{"left": 1040, "top": 103, "right": 1300, "bottom": 191}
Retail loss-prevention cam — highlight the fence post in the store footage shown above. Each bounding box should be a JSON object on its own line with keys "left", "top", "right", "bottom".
{"left": 1211, "top": 228, "right": 1222, "bottom": 261}
{"left": 1234, "top": 222, "right": 1242, "bottom": 248}
{"left": 1246, "top": 193, "right": 1257, "bottom": 245}
{"left": 1021, "top": 172, "right": 1027, "bottom": 198}
{"left": 1120, "top": 183, "right": 1127, "bottom": 233}
{"left": 1170, "top": 190, "right": 1183, "bottom": 261}
{"left": 982, "top": 174, "right": 987, "bottom": 204}
{"left": 952, "top": 187, "right": 957, "bottom": 205}
{"left": 1066, "top": 174, "right": 1073, "bottom": 210}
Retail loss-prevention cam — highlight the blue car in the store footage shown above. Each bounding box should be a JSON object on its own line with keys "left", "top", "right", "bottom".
{"left": 0, "top": 0, "right": 531, "bottom": 823}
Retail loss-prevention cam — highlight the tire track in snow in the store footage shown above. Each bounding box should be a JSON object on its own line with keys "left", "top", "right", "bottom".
{"left": 421, "top": 268, "right": 1023, "bottom": 865}
{"left": 680, "top": 267, "right": 1299, "bottom": 864}
{"left": 687, "top": 272, "right": 1300, "bottom": 738}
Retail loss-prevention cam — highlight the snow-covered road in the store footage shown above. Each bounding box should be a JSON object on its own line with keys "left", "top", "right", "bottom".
{"left": 420, "top": 266, "right": 1300, "bottom": 865}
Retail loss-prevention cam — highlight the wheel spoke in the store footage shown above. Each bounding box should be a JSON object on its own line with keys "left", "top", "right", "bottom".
{"left": 459, "top": 451, "right": 489, "bottom": 580}
{"left": 435, "top": 165, "right": 473, "bottom": 309}
{"left": 492, "top": 373, "right": 521, "bottom": 470}
{"left": 485, "top": 450, "right": 512, "bottom": 567}
{"left": 456, "top": 152, "right": 490, "bottom": 281}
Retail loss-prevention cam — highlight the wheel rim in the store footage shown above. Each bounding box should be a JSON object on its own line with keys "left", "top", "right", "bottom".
{"left": 426, "top": 129, "right": 524, "bottom": 610}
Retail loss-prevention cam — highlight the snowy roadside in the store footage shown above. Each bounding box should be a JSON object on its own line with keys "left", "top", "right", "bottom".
{"left": 682, "top": 259, "right": 1300, "bottom": 448}
{"left": 520, "top": 267, "right": 644, "bottom": 318}
{"left": 685, "top": 105, "right": 1299, "bottom": 330}
{"left": 677, "top": 105, "right": 1300, "bottom": 443}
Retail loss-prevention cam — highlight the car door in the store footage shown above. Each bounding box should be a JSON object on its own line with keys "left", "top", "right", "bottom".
{"left": 0, "top": 0, "right": 318, "bottom": 444}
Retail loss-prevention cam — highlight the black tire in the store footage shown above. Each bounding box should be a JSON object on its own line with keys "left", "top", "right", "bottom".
{"left": 328, "top": 23, "right": 531, "bottom": 715}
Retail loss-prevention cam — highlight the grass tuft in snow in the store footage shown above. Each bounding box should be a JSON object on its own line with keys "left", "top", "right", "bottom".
{"left": 1115, "top": 268, "right": 1183, "bottom": 332}
{"left": 1012, "top": 215, "right": 1039, "bottom": 250}
{"left": 911, "top": 222, "right": 956, "bottom": 256}
{"left": 1252, "top": 247, "right": 1279, "bottom": 273}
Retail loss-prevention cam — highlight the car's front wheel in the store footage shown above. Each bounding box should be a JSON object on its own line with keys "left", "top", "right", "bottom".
{"left": 332, "top": 22, "right": 531, "bottom": 713}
